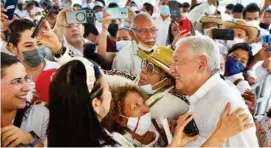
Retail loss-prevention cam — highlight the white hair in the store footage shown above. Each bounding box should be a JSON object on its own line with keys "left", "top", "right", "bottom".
{"left": 175, "top": 36, "right": 221, "bottom": 74}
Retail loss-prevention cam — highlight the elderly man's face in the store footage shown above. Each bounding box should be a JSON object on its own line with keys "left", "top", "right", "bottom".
{"left": 170, "top": 44, "right": 203, "bottom": 94}
{"left": 133, "top": 17, "right": 157, "bottom": 48}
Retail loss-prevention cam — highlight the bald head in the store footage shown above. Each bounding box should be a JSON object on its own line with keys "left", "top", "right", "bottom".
{"left": 131, "top": 13, "right": 154, "bottom": 29}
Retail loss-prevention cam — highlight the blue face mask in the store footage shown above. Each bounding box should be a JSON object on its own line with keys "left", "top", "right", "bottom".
{"left": 95, "top": 11, "right": 103, "bottom": 22}
{"left": 140, "top": 84, "right": 154, "bottom": 95}
{"left": 159, "top": 5, "right": 170, "bottom": 16}
{"left": 225, "top": 56, "right": 245, "bottom": 75}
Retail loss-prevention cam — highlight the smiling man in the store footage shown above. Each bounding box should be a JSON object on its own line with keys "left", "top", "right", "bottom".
{"left": 170, "top": 36, "right": 258, "bottom": 147}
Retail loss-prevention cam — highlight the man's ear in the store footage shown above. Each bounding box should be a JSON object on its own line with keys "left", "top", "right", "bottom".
{"left": 92, "top": 98, "right": 102, "bottom": 116}
{"left": 198, "top": 55, "right": 208, "bottom": 72}
{"left": 129, "top": 29, "right": 137, "bottom": 43}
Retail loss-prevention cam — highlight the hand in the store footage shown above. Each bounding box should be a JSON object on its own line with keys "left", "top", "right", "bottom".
{"left": 259, "top": 43, "right": 271, "bottom": 61}
{"left": 0, "top": 6, "right": 16, "bottom": 32}
{"left": 101, "top": 10, "right": 113, "bottom": 30}
{"left": 169, "top": 112, "right": 198, "bottom": 147}
{"left": 1, "top": 125, "right": 34, "bottom": 147}
{"left": 242, "top": 90, "right": 256, "bottom": 114}
{"left": 171, "top": 29, "right": 191, "bottom": 49}
{"left": 55, "top": 7, "right": 76, "bottom": 27}
{"left": 37, "top": 20, "right": 62, "bottom": 53}
{"left": 213, "top": 103, "right": 254, "bottom": 143}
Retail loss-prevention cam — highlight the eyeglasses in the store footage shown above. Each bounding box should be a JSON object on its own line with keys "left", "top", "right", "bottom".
{"left": 1, "top": 75, "right": 32, "bottom": 86}
{"left": 141, "top": 59, "right": 165, "bottom": 76}
{"left": 132, "top": 27, "right": 158, "bottom": 35}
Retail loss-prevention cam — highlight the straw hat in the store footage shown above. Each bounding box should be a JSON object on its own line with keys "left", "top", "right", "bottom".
{"left": 196, "top": 15, "right": 224, "bottom": 31}
{"left": 223, "top": 19, "right": 259, "bottom": 42}
{"left": 137, "top": 46, "right": 173, "bottom": 75}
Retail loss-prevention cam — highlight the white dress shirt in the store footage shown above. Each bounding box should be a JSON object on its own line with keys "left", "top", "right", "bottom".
{"left": 187, "top": 1, "right": 213, "bottom": 24}
{"left": 186, "top": 73, "right": 259, "bottom": 147}
{"left": 225, "top": 73, "right": 251, "bottom": 94}
{"left": 146, "top": 87, "right": 189, "bottom": 121}
{"left": 154, "top": 15, "right": 171, "bottom": 46}
{"left": 111, "top": 41, "right": 143, "bottom": 77}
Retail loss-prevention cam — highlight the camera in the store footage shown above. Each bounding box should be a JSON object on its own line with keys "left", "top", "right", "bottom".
{"left": 66, "top": 9, "right": 95, "bottom": 25}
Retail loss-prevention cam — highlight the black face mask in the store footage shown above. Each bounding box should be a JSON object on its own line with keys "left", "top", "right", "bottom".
{"left": 17, "top": 3, "right": 23, "bottom": 11}
{"left": 259, "top": 22, "right": 270, "bottom": 30}
{"left": 108, "top": 23, "right": 118, "bottom": 37}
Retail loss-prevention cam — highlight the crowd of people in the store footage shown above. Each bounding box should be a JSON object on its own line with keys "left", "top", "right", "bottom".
{"left": 1, "top": 0, "right": 271, "bottom": 147}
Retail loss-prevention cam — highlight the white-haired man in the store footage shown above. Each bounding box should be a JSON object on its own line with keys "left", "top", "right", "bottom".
{"left": 170, "top": 36, "right": 258, "bottom": 147}
{"left": 112, "top": 13, "right": 158, "bottom": 77}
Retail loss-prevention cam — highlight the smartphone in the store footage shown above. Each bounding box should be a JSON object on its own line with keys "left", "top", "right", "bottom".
{"left": 212, "top": 29, "right": 234, "bottom": 40}
{"left": 262, "top": 35, "right": 271, "bottom": 52}
{"left": 178, "top": 18, "right": 190, "bottom": 33}
{"left": 107, "top": 8, "right": 128, "bottom": 19}
{"left": 184, "top": 118, "right": 199, "bottom": 137}
{"left": 168, "top": 1, "right": 181, "bottom": 22}
{"left": 31, "top": 6, "right": 52, "bottom": 38}
{"left": 4, "top": 0, "right": 18, "bottom": 20}
{"left": 66, "top": 9, "right": 95, "bottom": 24}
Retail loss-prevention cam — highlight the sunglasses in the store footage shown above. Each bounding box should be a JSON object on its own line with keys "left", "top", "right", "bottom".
{"left": 141, "top": 59, "right": 165, "bottom": 76}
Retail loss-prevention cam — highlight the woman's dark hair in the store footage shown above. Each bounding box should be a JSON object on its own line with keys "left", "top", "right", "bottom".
{"left": 25, "top": 1, "right": 35, "bottom": 9}
{"left": 95, "top": 0, "right": 105, "bottom": 7}
{"left": 7, "top": 19, "right": 36, "bottom": 46}
{"left": 1, "top": 52, "right": 20, "bottom": 78}
{"left": 143, "top": 3, "right": 154, "bottom": 16}
{"left": 242, "top": 3, "right": 261, "bottom": 19}
{"left": 102, "top": 84, "right": 148, "bottom": 134}
{"left": 228, "top": 42, "right": 253, "bottom": 66}
{"left": 83, "top": 43, "right": 111, "bottom": 70}
{"left": 48, "top": 59, "right": 117, "bottom": 147}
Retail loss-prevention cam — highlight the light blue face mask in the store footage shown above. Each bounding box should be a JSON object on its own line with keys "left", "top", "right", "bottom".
{"left": 160, "top": 5, "right": 170, "bottom": 16}
{"left": 140, "top": 84, "right": 154, "bottom": 95}
{"left": 95, "top": 11, "right": 103, "bottom": 22}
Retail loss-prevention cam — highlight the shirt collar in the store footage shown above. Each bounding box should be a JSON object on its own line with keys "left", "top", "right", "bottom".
{"left": 189, "top": 73, "right": 221, "bottom": 106}
{"left": 225, "top": 73, "right": 244, "bottom": 83}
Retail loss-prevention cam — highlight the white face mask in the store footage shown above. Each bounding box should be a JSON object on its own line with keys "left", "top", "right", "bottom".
{"left": 133, "top": 30, "right": 156, "bottom": 52}
{"left": 227, "top": 38, "right": 245, "bottom": 48}
{"left": 137, "top": 43, "right": 156, "bottom": 52}
{"left": 116, "top": 40, "right": 131, "bottom": 51}
{"left": 181, "top": 12, "right": 188, "bottom": 17}
{"left": 246, "top": 20, "right": 260, "bottom": 28}
{"left": 121, "top": 112, "right": 152, "bottom": 136}
{"left": 206, "top": 4, "right": 216, "bottom": 15}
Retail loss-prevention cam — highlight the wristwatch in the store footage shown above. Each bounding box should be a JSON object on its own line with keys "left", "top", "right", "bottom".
{"left": 29, "top": 131, "right": 40, "bottom": 147}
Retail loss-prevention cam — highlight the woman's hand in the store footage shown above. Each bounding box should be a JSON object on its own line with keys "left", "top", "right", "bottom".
{"left": 37, "top": 20, "right": 62, "bottom": 53}
{"left": 168, "top": 112, "right": 198, "bottom": 147}
{"left": 1, "top": 125, "right": 35, "bottom": 147}
{"left": 213, "top": 103, "right": 254, "bottom": 143}
{"left": 171, "top": 28, "right": 191, "bottom": 50}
